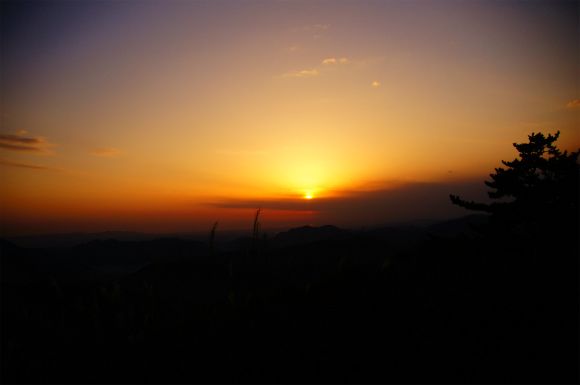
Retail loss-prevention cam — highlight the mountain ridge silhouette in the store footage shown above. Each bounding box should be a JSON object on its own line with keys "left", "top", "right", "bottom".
{"left": 1, "top": 215, "right": 489, "bottom": 285}
{"left": 2, "top": 214, "right": 489, "bottom": 249}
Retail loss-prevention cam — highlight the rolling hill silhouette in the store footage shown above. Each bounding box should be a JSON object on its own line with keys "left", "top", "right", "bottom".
{"left": 1, "top": 215, "right": 490, "bottom": 284}
{"left": 1, "top": 212, "right": 577, "bottom": 383}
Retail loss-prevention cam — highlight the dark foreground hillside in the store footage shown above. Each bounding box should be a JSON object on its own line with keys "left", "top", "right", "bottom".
{"left": 2, "top": 231, "right": 578, "bottom": 383}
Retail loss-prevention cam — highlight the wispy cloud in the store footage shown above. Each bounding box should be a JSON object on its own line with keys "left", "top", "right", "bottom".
{"left": 0, "top": 131, "right": 55, "bottom": 154}
{"left": 0, "top": 157, "right": 67, "bottom": 172}
{"left": 322, "top": 58, "right": 348, "bottom": 64}
{"left": 566, "top": 99, "right": 580, "bottom": 108}
{"left": 290, "top": 24, "right": 331, "bottom": 47}
{"left": 91, "top": 148, "right": 122, "bottom": 156}
{"left": 312, "top": 23, "right": 330, "bottom": 30}
{"left": 282, "top": 69, "right": 319, "bottom": 78}
{"left": 0, "top": 143, "right": 53, "bottom": 154}
{"left": 282, "top": 57, "right": 350, "bottom": 79}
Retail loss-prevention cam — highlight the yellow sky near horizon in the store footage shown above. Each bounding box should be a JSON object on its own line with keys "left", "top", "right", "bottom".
{"left": 1, "top": 1, "right": 578, "bottom": 236}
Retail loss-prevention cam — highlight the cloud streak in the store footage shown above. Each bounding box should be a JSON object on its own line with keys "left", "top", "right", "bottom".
{"left": 322, "top": 58, "right": 348, "bottom": 64}
{"left": 282, "top": 69, "right": 319, "bottom": 78}
{"left": 282, "top": 57, "right": 350, "bottom": 79}
{"left": 0, "top": 157, "right": 67, "bottom": 172}
{"left": 202, "top": 180, "right": 490, "bottom": 226}
{"left": 566, "top": 99, "right": 580, "bottom": 108}
{"left": 0, "top": 131, "right": 55, "bottom": 154}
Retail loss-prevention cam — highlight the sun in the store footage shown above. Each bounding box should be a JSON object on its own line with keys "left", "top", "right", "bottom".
{"left": 305, "top": 194, "right": 313, "bottom": 199}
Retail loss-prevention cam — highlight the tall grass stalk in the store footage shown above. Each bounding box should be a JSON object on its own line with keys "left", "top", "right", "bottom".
{"left": 209, "top": 221, "right": 219, "bottom": 257}
{"left": 253, "top": 208, "right": 261, "bottom": 253}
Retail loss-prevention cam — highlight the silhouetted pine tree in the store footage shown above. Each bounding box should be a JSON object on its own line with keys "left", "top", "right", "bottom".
{"left": 450, "top": 131, "right": 579, "bottom": 243}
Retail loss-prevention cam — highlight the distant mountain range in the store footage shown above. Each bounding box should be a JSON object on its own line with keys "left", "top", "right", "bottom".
{"left": 2, "top": 214, "right": 488, "bottom": 249}
{"left": 222, "top": 214, "right": 489, "bottom": 252}
{"left": 1, "top": 230, "right": 204, "bottom": 249}
{"left": 1, "top": 214, "right": 489, "bottom": 285}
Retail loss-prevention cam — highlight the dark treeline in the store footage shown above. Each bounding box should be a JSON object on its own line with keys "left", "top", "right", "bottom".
{"left": 1, "top": 132, "right": 578, "bottom": 383}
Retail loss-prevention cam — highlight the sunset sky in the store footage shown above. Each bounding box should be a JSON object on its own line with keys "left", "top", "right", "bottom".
{"left": 1, "top": 1, "right": 578, "bottom": 237}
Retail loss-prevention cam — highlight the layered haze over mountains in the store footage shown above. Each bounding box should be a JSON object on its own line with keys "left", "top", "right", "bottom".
{"left": 1, "top": 214, "right": 488, "bottom": 284}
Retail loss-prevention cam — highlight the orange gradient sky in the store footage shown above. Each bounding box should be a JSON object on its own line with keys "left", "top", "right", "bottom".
{"left": 1, "top": 1, "right": 578, "bottom": 236}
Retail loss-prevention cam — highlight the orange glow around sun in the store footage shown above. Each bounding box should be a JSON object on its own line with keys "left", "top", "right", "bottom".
{"left": 303, "top": 189, "right": 316, "bottom": 199}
